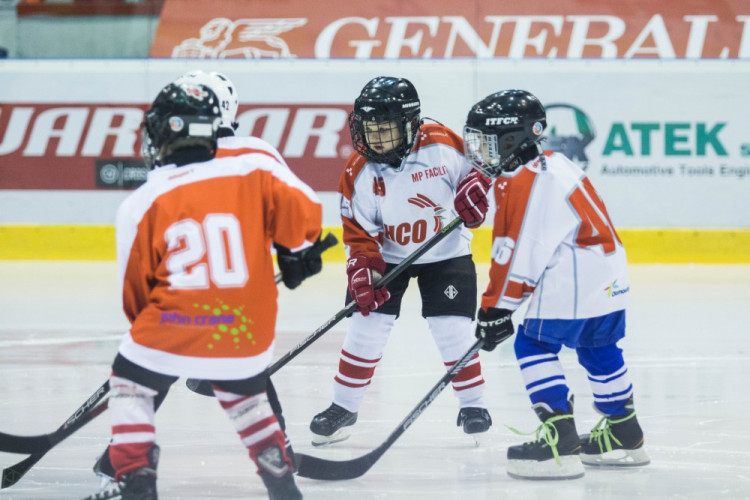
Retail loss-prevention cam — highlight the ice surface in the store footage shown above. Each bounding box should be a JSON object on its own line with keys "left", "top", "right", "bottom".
{"left": 1, "top": 262, "right": 749, "bottom": 499}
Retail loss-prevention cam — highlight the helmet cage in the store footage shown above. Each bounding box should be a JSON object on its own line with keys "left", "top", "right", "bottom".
{"left": 349, "top": 106, "right": 421, "bottom": 165}
{"left": 464, "top": 126, "right": 540, "bottom": 177}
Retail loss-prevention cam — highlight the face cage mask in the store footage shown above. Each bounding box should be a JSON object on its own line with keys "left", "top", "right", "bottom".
{"left": 140, "top": 126, "right": 160, "bottom": 169}
{"left": 463, "top": 126, "right": 503, "bottom": 177}
{"left": 350, "top": 112, "right": 416, "bottom": 166}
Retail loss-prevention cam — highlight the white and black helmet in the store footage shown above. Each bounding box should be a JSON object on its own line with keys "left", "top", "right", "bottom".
{"left": 175, "top": 70, "right": 239, "bottom": 134}
{"left": 463, "top": 89, "right": 547, "bottom": 177}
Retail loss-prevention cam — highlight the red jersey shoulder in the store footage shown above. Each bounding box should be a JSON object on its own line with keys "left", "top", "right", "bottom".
{"left": 413, "top": 123, "right": 464, "bottom": 154}
{"left": 338, "top": 151, "right": 369, "bottom": 198}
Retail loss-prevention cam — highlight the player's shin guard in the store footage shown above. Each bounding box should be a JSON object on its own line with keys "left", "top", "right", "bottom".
{"left": 108, "top": 375, "right": 158, "bottom": 481}
{"left": 216, "top": 389, "right": 301, "bottom": 498}
{"left": 428, "top": 316, "right": 491, "bottom": 435}
{"left": 514, "top": 331, "right": 570, "bottom": 412}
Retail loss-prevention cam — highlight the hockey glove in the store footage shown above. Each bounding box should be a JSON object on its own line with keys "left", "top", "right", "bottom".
{"left": 454, "top": 171, "right": 492, "bottom": 228}
{"left": 275, "top": 233, "right": 338, "bottom": 290}
{"left": 346, "top": 255, "right": 391, "bottom": 316}
{"left": 475, "top": 307, "right": 514, "bottom": 351}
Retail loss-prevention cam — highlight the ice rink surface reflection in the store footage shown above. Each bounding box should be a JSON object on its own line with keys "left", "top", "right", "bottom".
{"left": 1, "top": 262, "right": 749, "bottom": 499}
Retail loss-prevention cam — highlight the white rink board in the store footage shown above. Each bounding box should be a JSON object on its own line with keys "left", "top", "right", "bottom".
{"left": 1, "top": 58, "right": 749, "bottom": 228}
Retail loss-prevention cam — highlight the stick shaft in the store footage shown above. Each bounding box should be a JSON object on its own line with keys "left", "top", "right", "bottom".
{"left": 295, "top": 338, "right": 484, "bottom": 480}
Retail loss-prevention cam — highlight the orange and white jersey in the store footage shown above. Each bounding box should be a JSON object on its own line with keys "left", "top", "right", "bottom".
{"left": 215, "top": 135, "right": 287, "bottom": 165}
{"left": 338, "top": 123, "right": 476, "bottom": 264}
{"left": 115, "top": 143, "right": 322, "bottom": 380}
{"left": 482, "top": 151, "right": 630, "bottom": 320}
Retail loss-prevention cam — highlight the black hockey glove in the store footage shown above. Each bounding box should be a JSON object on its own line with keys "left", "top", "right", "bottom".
{"left": 475, "top": 307, "right": 514, "bottom": 351}
{"left": 274, "top": 233, "right": 338, "bottom": 290}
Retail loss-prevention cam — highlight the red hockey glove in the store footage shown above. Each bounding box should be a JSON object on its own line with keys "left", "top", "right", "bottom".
{"left": 454, "top": 171, "right": 492, "bottom": 228}
{"left": 475, "top": 307, "right": 514, "bottom": 351}
{"left": 346, "top": 255, "right": 391, "bottom": 316}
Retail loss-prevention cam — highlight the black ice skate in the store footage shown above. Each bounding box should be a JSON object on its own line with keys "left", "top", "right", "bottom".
{"left": 457, "top": 407, "right": 492, "bottom": 434}
{"left": 118, "top": 444, "right": 160, "bottom": 500}
{"left": 579, "top": 396, "right": 650, "bottom": 467}
{"left": 506, "top": 398, "right": 584, "bottom": 480}
{"left": 257, "top": 445, "right": 302, "bottom": 500}
{"left": 309, "top": 403, "right": 358, "bottom": 446}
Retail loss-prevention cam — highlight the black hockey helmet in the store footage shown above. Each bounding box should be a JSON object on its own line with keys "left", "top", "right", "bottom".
{"left": 463, "top": 89, "right": 546, "bottom": 177}
{"left": 348, "top": 76, "right": 422, "bottom": 166}
{"left": 141, "top": 82, "right": 222, "bottom": 168}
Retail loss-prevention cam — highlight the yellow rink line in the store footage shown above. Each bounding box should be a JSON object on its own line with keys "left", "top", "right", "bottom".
{"left": 1, "top": 225, "right": 749, "bottom": 264}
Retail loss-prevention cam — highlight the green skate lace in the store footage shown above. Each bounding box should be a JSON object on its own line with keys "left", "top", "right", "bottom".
{"left": 587, "top": 411, "right": 636, "bottom": 453}
{"left": 507, "top": 414, "right": 574, "bottom": 465}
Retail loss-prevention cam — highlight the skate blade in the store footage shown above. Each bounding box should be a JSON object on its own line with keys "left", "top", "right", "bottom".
{"left": 581, "top": 447, "right": 650, "bottom": 467}
{"left": 506, "top": 456, "right": 585, "bottom": 480}
{"left": 311, "top": 428, "right": 352, "bottom": 447}
{"left": 468, "top": 431, "right": 488, "bottom": 447}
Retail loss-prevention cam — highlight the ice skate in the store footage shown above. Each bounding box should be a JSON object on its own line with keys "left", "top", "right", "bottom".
{"left": 506, "top": 398, "right": 584, "bottom": 480}
{"left": 579, "top": 397, "right": 650, "bottom": 467}
{"left": 257, "top": 445, "right": 302, "bottom": 500}
{"left": 118, "top": 445, "right": 160, "bottom": 500}
{"left": 457, "top": 407, "right": 492, "bottom": 445}
{"left": 309, "top": 403, "right": 357, "bottom": 446}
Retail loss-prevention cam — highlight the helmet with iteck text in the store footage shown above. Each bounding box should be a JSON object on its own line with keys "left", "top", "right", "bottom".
{"left": 141, "top": 82, "right": 222, "bottom": 169}
{"left": 175, "top": 70, "right": 239, "bottom": 133}
{"left": 463, "top": 89, "right": 547, "bottom": 177}
{"left": 348, "top": 76, "right": 423, "bottom": 166}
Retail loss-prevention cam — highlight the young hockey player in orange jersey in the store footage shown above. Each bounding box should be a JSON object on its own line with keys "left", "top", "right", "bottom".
{"left": 464, "top": 89, "right": 649, "bottom": 480}
{"left": 107, "top": 81, "right": 321, "bottom": 499}
{"left": 93, "top": 71, "right": 329, "bottom": 497}
{"left": 309, "top": 76, "right": 494, "bottom": 446}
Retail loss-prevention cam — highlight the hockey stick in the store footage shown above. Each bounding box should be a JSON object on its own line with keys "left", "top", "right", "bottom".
{"left": 0, "top": 381, "right": 109, "bottom": 455}
{"left": 187, "top": 219, "right": 463, "bottom": 397}
{"left": 1, "top": 390, "right": 110, "bottom": 489}
{"left": 295, "top": 337, "right": 485, "bottom": 480}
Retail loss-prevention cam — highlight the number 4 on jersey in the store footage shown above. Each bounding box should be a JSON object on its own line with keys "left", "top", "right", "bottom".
{"left": 568, "top": 177, "right": 621, "bottom": 254}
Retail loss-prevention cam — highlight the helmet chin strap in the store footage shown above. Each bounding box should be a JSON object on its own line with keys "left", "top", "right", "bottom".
{"left": 502, "top": 142, "right": 543, "bottom": 172}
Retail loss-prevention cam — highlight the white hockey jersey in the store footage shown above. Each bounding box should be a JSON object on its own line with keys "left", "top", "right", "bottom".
{"left": 481, "top": 151, "right": 630, "bottom": 320}
{"left": 338, "top": 123, "right": 476, "bottom": 264}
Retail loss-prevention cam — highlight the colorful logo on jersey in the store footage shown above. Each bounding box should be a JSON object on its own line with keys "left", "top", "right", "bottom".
{"left": 604, "top": 280, "right": 630, "bottom": 298}
{"left": 545, "top": 103, "right": 595, "bottom": 170}
{"left": 407, "top": 193, "right": 445, "bottom": 232}
{"left": 159, "top": 300, "right": 255, "bottom": 351}
{"left": 169, "top": 116, "right": 184, "bottom": 132}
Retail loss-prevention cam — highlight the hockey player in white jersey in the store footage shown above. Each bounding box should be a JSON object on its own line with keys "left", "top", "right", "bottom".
{"left": 309, "top": 76, "right": 494, "bottom": 446}
{"left": 463, "top": 89, "right": 649, "bottom": 479}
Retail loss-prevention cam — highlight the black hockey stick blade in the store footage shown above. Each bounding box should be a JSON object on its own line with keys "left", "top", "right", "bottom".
{"left": 295, "top": 337, "right": 484, "bottom": 480}
{"left": 187, "top": 221, "right": 460, "bottom": 398}
{"left": 2, "top": 399, "right": 110, "bottom": 489}
{"left": 0, "top": 381, "right": 109, "bottom": 455}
